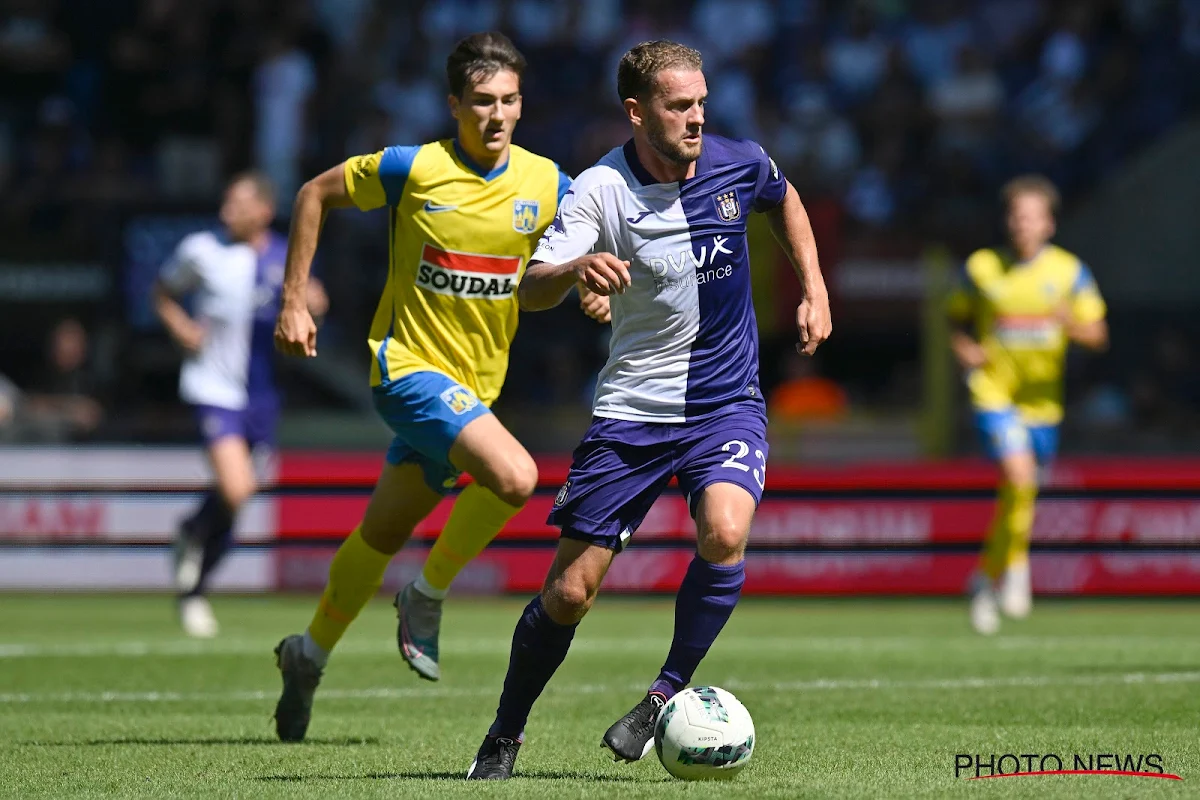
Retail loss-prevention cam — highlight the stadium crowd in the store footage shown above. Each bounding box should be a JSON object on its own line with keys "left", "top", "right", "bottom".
{"left": 0, "top": 0, "right": 1197, "bottom": 449}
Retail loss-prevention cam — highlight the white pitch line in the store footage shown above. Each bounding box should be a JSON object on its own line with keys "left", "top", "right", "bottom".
{"left": 2, "top": 671, "right": 1198, "bottom": 706}
{"left": 3, "top": 635, "right": 1199, "bottom": 659}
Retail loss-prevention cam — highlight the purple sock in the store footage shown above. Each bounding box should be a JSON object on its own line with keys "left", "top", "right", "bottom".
{"left": 490, "top": 595, "right": 577, "bottom": 738}
{"left": 192, "top": 526, "right": 234, "bottom": 597}
{"left": 183, "top": 492, "right": 235, "bottom": 598}
{"left": 650, "top": 556, "right": 745, "bottom": 699}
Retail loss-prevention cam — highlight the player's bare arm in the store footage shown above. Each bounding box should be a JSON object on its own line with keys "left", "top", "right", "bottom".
{"left": 518, "top": 253, "right": 631, "bottom": 312}
{"left": 1056, "top": 305, "right": 1109, "bottom": 351}
{"left": 950, "top": 325, "right": 989, "bottom": 370}
{"left": 275, "top": 163, "right": 355, "bottom": 358}
{"left": 765, "top": 180, "right": 831, "bottom": 356}
{"left": 152, "top": 280, "right": 205, "bottom": 355}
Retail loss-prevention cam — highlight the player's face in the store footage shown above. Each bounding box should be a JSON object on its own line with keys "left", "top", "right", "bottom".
{"left": 1006, "top": 192, "right": 1055, "bottom": 255}
{"left": 219, "top": 180, "right": 273, "bottom": 242}
{"left": 640, "top": 69, "right": 706, "bottom": 165}
{"left": 450, "top": 68, "right": 522, "bottom": 162}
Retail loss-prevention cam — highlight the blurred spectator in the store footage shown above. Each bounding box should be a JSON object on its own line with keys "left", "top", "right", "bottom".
{"left": 0, "top": 0, "right": 72, "bottom": 112}
{"left": 825, "top": 3, "right": 890, "bottom": 106}
{"left": 0, "top": 371, "right": 18, "bottom": 440}
{"left": 927, "top": 45, "right": 1003, "bottom": 156}
{"left": 0, "top": 0, "right": 1192, "bottom": 447}
{"left": 692, "top": 0, "right": 774, "bottom": 66}
{"left": 253, "top": 31, "right": 316, "bottom": 205}
{"left": 770, "top": 355, "right": 849, "bottom": 422}
{"left": 20, "top": 318, "right": 105, "bottom": 441}
{"left": 901, "top": 0, "right": 976, "bottom": 87}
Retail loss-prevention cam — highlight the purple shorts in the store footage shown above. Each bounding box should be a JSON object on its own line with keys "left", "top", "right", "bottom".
{"left": 548, "top": 400, "right": 768, "bottom": 552}
{"left": 193, "top": 402, "right": 277, "bottom": 449}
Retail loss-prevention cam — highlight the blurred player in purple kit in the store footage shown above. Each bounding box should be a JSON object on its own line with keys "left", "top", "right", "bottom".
{"left": 154, "top": 172, "right": 326, "bottom": 637}
{"left": 466, "top": 40, "right": 831, "bottom": 779}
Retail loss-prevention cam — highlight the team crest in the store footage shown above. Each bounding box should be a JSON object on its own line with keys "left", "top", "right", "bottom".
{"left": 513, "top": 199, "right": 540, "bottom": 233}
{"left": 714, "top": 191, "right": 741, "bottom": 222}
{"left": 554, "top": 480, "right": 571, "bottom": 507}
{"left": 439, "top": 384, "right": 479, "bottom": 416}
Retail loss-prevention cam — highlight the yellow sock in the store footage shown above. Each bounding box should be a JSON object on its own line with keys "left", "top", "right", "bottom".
{"left": 307, "top": 526, "right": 392, "bottom": 653}
{"left": 1003, "top": 483, "right": 1038, "bottom": 570}
{"left": 420, "top": 482, "right": 521, "bottom": 593}
{"left": 980, "top": 483, "right": 1037, "bottom": 580}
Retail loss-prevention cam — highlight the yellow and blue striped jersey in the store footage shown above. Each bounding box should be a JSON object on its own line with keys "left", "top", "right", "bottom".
{"left": 344, "top": 139, "right": 570, "bottom": 405}
{"left": 948, "top": 244, "right": 1106, "bottom": 425}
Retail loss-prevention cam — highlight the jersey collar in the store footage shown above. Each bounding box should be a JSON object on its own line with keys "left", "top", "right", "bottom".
{"left": 453, "top": 139, "right": 509, "bottom": 181}
{"left": 622, "top": 140, "right": 658, "bottom": 186}
{"left": 622, "top": 139, "right": 709, "bottom": 186}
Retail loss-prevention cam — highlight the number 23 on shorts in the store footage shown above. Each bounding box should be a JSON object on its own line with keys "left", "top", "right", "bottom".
{"left": 721, "top": 439, "right": 767, "bottom": 490}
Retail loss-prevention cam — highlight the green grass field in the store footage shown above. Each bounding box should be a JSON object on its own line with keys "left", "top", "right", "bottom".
{"left": 0, "top": 594, "right": 1197, "bottom": 799}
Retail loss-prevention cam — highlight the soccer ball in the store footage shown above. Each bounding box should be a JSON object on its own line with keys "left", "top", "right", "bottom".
{"left": 653, "top": 686, "right": 755, "bottom": 780}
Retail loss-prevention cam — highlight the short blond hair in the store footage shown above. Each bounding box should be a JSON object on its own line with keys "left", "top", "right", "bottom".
{"left": 617, "top": 40, "right": 703, "bottom": 101}
{"left": 229, "top": 170, "right": 276, "bottom": 208}
{"left": 1002, "top": 174, "right": 1060, "bottom": 214}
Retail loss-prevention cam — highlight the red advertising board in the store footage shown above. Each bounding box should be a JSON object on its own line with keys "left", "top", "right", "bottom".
{"left": 4, "top": 447, "right": 1200, "bottom": 594}
{"left": 270, "top": 452, "right": 1200, "bottom": 596}
{"left": 270, "top": 548, "right": 1200, "bottom": 596}
{"left": 277, "top": 494, "right": 1200, "bottom": 546}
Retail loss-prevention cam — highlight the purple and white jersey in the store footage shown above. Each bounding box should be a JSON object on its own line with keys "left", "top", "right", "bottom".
{"left": 532, "top": 135, "right": 786, "bottom": 422}
{"left": 159, "top": 230, "right": 287, "bottom": 411}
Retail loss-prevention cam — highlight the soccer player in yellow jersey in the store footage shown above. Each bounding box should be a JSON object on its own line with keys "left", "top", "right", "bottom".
{"left": 948, "top": 175, "right": 1108, "bottom": 635}
{"left": 269, "top": 32, "right": 597, "bottom": 741}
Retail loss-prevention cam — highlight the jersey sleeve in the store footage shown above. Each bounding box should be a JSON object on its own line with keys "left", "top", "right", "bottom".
{"left": 531, "top": 184, "right": 602, "bottom": 264}
{"left": 343, "top": 145, "right": 421, "bottom": 211}
{"left": 1070, "top": 262, "right": 1106, "bottom": 324}
{"left": 554, "top": 165, "right": 572, "bottom": 204}
{"left": 158, "top": 234, "right": 204, "bottom": 294}
{"left": 946, "top": 261, "right": 978, "bottom": 322}
{"left": 751, "top": 143, "right": 787, "bottom": 212}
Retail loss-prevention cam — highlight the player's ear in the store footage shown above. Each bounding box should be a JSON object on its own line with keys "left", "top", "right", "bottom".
{"left": 447, "top": 94, "right": 460, "bottom": 120}
{"left": 623, "top": 97, "right": 641, "bottom": 128}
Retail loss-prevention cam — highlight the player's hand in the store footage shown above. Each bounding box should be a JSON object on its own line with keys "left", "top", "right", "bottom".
{"left": 950, "top": 333, "right": 988, "bottom": 370}
{"left": 795, "top": 292, "right": 831, "bottom": 356}
{"left": 579, "top": 284, "right": 611, "bottom": 323}
{"left": 275, "top": 304, "right": 318, "bottom": 357}
{"left": 572, "top": 253, "right": 631, "bottom": 296}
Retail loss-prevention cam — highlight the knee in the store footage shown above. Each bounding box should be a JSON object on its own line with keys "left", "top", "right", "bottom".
{"left": 359, "top": 518, "right": 413, "bottom": 556}
{"left": 542, "top": 574, "right": 597, "bottom": 625}
{"left": 217, "top": 479, "right": 255, "bottom": 512}
{"left": 490, "top": 454, "right": 538, "bottom": 507}
{"left": 698, "top": 519, "right": 747, "bottom": 565}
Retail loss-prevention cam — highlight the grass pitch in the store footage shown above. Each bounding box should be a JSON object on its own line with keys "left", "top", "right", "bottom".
{"left": 0, "top": 594, "right": 1197, "bottom": 798}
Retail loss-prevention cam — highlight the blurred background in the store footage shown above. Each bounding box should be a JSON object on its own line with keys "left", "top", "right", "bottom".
{"left": 2, "top": 0, "right": 1199, "bottom": 596}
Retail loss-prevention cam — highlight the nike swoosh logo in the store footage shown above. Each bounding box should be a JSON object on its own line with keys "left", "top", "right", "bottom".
{"left": 423, "top": 201, "right": 458, "bottom": 213}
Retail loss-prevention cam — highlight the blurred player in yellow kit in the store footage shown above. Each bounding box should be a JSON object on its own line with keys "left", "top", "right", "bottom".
{"left": 269, "top": 32, "right": 603, "bottom": 741}
{"left": 948, "top": 176, "right": 1108, "bottom": 635}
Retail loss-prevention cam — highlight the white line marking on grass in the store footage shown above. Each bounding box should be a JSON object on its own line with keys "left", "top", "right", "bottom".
{"left": 3, "top": 671, "right": 1198, "bottom": 705}
{"left": 4, "top": 635, "right": 1199, "bottom": 659}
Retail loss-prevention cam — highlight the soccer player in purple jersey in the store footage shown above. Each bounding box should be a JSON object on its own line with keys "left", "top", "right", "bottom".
{"left": 466, "top": 40, "right": 831, "bottom": 779}
{"left": 155, "top": 173, "right": 326, "bottom": 637}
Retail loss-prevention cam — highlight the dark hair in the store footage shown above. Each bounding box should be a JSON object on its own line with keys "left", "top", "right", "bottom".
{"left": 1002, "top": 174, "right": 1060, "bottom": 214}
{"left": 616, "top": 40, "right": 703, "bottom": 102}
{"left": 446, "top": 32, "right": 527, "bottom": 97}
{"left": 228, "top": 170, "right": 276, "bottom": 207}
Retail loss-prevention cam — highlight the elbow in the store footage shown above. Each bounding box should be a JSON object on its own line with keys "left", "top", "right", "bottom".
{"left": 294, "top": 179, "right": 322, "bottom": 214}
{"left": 516, "top": 282, "right": 542, "bottom": 312}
